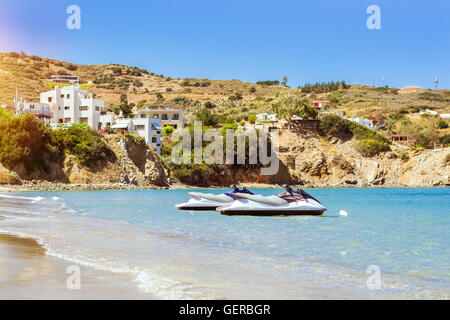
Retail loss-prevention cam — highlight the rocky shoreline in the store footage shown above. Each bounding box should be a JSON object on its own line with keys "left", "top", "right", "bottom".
{"left": 0, "top": 180, "right": 447, "bottom": 193}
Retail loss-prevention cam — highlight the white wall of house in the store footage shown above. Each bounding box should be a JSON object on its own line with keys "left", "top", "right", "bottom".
{"left": 134, "top": 108, "right": 186, "bottom": 129}
{"left": 256, "top": 113, "right": 278, "bottom": 122}
{"left": 100, "top": 115, "right": 162, "bottom": 155}
{"left": 23, "top": 102, "right": 53, "bottom": 122}
{"left": 41, "top": 86, "right": 104, "bottom": 129}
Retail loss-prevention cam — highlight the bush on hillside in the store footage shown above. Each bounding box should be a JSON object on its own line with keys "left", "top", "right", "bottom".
{"left": 355, "top": 139, "right": 390, "bottom": 157}
{"left": 437, "top": 119, "right": 448, "bottom": 129}
{"left": 440, "top": 134, "right": 450, "bottom": 145}
{"left": 53, "top": 126, "right": 113, "bottom": 167}
{"left": 66, "top": 63, "right": 78, "bottom": 71}
{"left": 0, "top": 110, "right": 56, "bottom": 173}
{"left": 194, "top": 108, "right": 220, "bottom": 127}
{"left": 318, "top": 115, "right": 351, "bottom": 138}
{"left": 256, "top": 80, "right": 280, "bottom": 86}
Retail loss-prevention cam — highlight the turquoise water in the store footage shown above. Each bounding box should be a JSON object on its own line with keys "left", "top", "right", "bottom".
{"left": 0, "top": 188, "right": 449, "bottom": 299}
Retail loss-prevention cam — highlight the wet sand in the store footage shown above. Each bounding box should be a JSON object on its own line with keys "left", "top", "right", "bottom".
{"left": 0, "top": 234, "right": 157, "bottom": 300}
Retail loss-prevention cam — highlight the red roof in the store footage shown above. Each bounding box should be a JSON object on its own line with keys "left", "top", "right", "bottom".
{"left": 309, "top": 99, "right": 331, "bottom": 104}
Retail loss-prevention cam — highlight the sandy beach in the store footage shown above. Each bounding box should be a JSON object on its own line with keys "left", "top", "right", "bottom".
{"left": 0, "top": 234, "right": 156, "bottom": 300}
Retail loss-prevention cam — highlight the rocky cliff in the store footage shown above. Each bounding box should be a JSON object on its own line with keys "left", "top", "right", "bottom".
{"left": 173, "top": 130, "right": 449, "bottom": 188}
{"left": 271, "top": 131, "right": 449, "bottom": 187}
{"left": 0, "top": 135, "right": 170, "bottom": 188}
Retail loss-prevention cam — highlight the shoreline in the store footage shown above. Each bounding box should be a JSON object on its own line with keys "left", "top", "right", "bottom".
{"left": 0, "top": 182, "right": 448, "bottom": 192}
{"left": 0, "top": 233, "right": 157, "bottom": 300}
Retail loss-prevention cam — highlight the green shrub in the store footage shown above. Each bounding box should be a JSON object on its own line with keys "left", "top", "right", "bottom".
{"left": 440, "top": 134, "right": 450, "bottom": 145}
{"left": 256, "top": 80, "right": 280, "bottom": 86}
{"left": 0, "top": 111, "right": 56, "bottom": 173}
{"left": 445, "top": 154, "right": 450, "bottom": 165}
{"left": 204, "top": 101, "right": 215, "bottom": 109}
{"left": 248, "top": 115, "right": 256, "bottom": 124}
{"left": 133, "top": 79, "right": 143, "bottom": 87}
{"left": 66, "top": 63, "right": 78, "bottom": 71}
{"left": 162, "top": 126, "right": 175, "bottom": 137}
{"left": 355, "top": 139, "right": 390, "bottom": 157}
{"left": 53, "top": 126, "right": 113, "bottom": 166}
{"left": 437, "top": 119, "right": 448, "bottom": 129}
{"left": 318, "top": 115, "right": 351, "bottom": 138}
{"left": 173, "top": 95, "right": 189, "bottom": 106}
{"left": 194, "top": 109, "right": 220, "bottom": 127}
{"left": 347, "top": 121, "right": 391, "bottom": 144}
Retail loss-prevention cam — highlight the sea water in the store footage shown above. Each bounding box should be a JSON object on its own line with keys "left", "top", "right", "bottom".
{"left": 0, "top": 188, "right": 448, "bottom": 299}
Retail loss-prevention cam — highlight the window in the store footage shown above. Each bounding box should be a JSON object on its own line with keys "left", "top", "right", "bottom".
{"left": 66, "top": 94, "right": 70, "bottom": 99}
{"left": 172, "top": 114, "right": 179, "bottom": 120}
{"left": 161, "top": 114, "right": 168, "bottom": 120}
{"left": 95, "top": 106, "right": 100, "bottom": 111}
{"left": 156, "top": 131, "right": 161, "bottom": 135}
{"left": 152, "top": 137, "right": 157, "bottom": 143}
{"left": 48, "top": 97, "right": 52, "bottom": 103}
{"left": 58, "top": 118, "right": 63, "bottom": 123}
{"left": 79, "top": 106, "right": 88, "bottom": 111}
{"left": 79, "top": 117, "right": 88, "bottom": 123}
{"left": 60, "top": 95, "right": 64, "bottom": 99}
{"left": 173, "top": 125, "right": 178, "bottom": 129}
{"left": 29, "top": 105, "right": 35, "bottom": 109}
{"left": 64, "top": 118, "right": 71, "bottom": 123}
{"left": 65, "top": 106, "right": 70, "bottom": 110}
{"left": 135, "top": 125, "right": 145, "bottom": 130}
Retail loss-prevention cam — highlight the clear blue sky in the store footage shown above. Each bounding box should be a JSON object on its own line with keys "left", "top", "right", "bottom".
{"left": 0, "top": 0, "right": 448, "bottom": 89}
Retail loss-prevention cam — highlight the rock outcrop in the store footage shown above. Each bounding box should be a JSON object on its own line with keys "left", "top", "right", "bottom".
{"left": 272, "top": 131, "right": 449, "bottom": 187}
{"left": 63, "top": 135, "right": 170, "bottom": 187}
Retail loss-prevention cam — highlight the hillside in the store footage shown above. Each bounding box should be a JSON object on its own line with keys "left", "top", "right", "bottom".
{"left": 1, "top": 51, "right": 448, "bottom": 132}
{"left": 0, "top": 52, "right": 281, "bottom": 115}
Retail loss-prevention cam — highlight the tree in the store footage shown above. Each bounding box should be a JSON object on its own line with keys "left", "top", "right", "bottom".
{"left": 248, "top": 115, "right": 256, "bottom": 124}
{"left": 194, "top": 108, "right": 220, "bottom": 127}
{"left": 117, "top": 94, "right": 134, "bottom": 118}
{"left": 271, "top": 93, "right": 318, "bottom": 123}
{"left": 155, "top": 92, "right": 164, "bottom": 102}
{"left": 162, "top": 126, "right": 175, "bottom": 136}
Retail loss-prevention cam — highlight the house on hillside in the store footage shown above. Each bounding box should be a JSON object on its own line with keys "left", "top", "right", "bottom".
{"left": 41, "top": 86, "right": 104, "bottom": 129}
{"left": 22, "top": 102, "right": 53, "bottom": 122}
{"left": 134, "top": 108, "right": 186, "bottom": 129}
{"left": 106, "top": 117, "right": 162, "bottom": 155}
{"left": 309, "top": 99, "right": 331, "bottom": 110}
{"left": 387, "top": 134, "right": 416, "bottom": 145}
{"left": 348, "top": 117, "right": 385, "bottom": 131}
{"left": 44, "top": 75, "right": 80, "bottom": 85}
{"left": 256, "top": 113, "right": 278, "bottom": 123}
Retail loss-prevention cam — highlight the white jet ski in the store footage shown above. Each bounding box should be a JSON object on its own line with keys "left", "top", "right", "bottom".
{"left": 217, "top": 190, "right": 327, "bottom": 216}
{"left": 175, "top": 192, "right": 237, "bottom": 211}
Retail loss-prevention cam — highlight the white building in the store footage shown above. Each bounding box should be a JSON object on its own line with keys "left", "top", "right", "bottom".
{"left": 135, "top": 108, "right": 186, "bottom": 129}
{"left": 256, "top": 113, "right": 278, "bottom": 122}
{"left": 44, "top": 75, "right": 80, "bottom": 85}
{"left": 23, "top": 102, "right": 53, "bottom": 122}
{"left": 100, "top": 113, "right": 162, "bottom": 155}
{"left": 41, "top": 86, "right": 104, "bottom": 129}
{"left": 348, "top": 118, "right": 385, "bottom": 131}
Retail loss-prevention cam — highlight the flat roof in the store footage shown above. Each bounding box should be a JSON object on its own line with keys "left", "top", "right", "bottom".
{"left": 136, "top": 108, "right": 185, "bottom": 113}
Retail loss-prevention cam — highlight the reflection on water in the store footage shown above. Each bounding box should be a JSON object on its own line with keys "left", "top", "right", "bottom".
{"left": 0, "top": 188, "right": 449, "bottom": 299}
